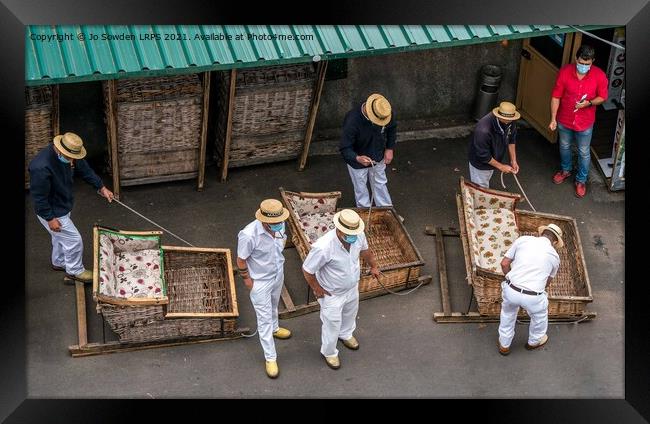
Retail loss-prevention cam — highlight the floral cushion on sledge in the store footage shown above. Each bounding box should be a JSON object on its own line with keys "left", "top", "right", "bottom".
{"left": 461, "top": 181, "right": 520, "bottom": 273}
{"left": 473, "top": 208, "right": 519, "bottom": 271}
{"left": 114, "top": 249, "right": 164, "bottom": 298}
{"left": 285, "top": 195, "right": 338, "bottom": 217}
{"left": 98, "top": 232, "right": 165, "bottom": 299}
{"left": 299, "top": 212, "right": 336, "bottom": 244}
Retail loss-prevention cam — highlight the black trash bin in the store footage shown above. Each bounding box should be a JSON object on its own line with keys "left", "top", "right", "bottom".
{"left": 472, "top": 65, "right": 502, "bottom": 121}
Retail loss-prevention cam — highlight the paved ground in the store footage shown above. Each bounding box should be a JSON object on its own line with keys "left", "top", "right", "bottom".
{"left": 25, "top": 128, "right": 624, "bottom": 398}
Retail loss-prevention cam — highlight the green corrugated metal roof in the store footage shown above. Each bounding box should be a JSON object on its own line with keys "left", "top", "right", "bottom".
{"left": 25, "top": 24, "right": 615, "bottom": 85}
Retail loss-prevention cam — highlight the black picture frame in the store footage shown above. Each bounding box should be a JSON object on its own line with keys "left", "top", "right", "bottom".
{"left": 2, "top": 0, "right": 647, "bottom": 421}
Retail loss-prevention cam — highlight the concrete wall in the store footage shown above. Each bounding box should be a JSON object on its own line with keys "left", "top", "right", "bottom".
{"left": 313, "top": 39, "right": 522, "bottom": 139}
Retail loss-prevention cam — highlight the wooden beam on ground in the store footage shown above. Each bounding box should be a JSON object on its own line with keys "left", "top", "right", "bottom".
{"left": 424, "top": 225, "right": 460, "bottom": 237}
{"left": 298, "top": 61, "right": 328, "bottom": 171}
{"left": 280, "top": 285, "right": 296, "bottom": 313}
{"left": 68, "top": 328, "right": 251, "bottom": 357}
{"left": 120, "top": 172, "right": 198, "bottom": 186}
{"left": 434, "top": 227, "right": 452, "bottom": 316}
{"left": 278, "top": 275, "right": 432, "bottom": 319}
{"left": 198, "top": 71, "right": 211, "bottom": 191}
{"left": 433, "top": 311, "right": 597, "bottom": 324}
{"left": 220, "top": 69, "right": 237, "bottom": 182}
{"left": 106, "top": 79, "right": 120, "bottom": 199}
{"left": 75, "top": 282, "right": 88, "bottom": 347}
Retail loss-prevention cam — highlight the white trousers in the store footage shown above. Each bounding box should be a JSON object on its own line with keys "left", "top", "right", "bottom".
{"left": 468, "top": 162, "right": 494, "bottom": 188}
{"left": 498, "top": 281, "right": 549, "bottom": 348}
{"left": 37, "top": 212, "right": 85, "bottom": 276}
{"left": 249, "top": 271, "right": 284, "bottom": 361}
{"left": 317, "top": 285, "right": 359, "bottom": 357}
{"left": 347, "top": 160, "right": 393, "bottom": 207}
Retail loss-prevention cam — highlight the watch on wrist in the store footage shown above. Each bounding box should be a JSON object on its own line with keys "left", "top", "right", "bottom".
{"left": 588, "top": 99, "right": 593, "bottom": 106}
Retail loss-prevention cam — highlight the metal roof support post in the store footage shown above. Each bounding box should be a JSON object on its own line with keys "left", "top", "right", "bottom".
{"left": 299, "top": 60, "right": 328, "bottom": 171}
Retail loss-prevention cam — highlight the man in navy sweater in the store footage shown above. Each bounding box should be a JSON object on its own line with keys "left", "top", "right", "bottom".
{"left": 467, "top": 101, "right": 521, "bottom": 188}
{"left": 339, "top": 93, "right": 397, "bottom": 209}
{"left": 28, "top": 132, "right": 114, "bottom": 283}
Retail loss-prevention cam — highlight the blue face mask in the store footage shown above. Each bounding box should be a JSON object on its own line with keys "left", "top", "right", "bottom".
{"left": 576, "top": 63, "right": 591, "bottom": 74}
{"left": 343, "top": 234, "right": 358, "bottom": 244}
{"left": 57, "top": 153, "right": 70, "bottom": 164}
{"left": 269, "top": 223, "right": 284, "bottom": 232}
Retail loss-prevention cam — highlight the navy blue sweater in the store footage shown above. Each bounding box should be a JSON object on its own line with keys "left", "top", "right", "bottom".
{"left": 339, "top": 103, "right": 397, "bottom": 169}
{"left": 468, "top": 112, "right": 518, "bottom": 171}
{"left": 28, "top": 144, "right": 104, "bottom": 221}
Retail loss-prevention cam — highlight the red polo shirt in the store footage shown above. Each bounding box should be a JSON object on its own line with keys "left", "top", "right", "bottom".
{"left": 551, "top": 63, "right": 608, "bottom": 131}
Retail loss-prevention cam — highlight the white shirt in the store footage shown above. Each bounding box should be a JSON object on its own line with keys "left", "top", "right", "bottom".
{"left": 302, "top": 229, "right": 369, "bottom": 295}
{"left": 504, "top": 235, "right": 560, "bottom": 293}
{"left": 237, "top": 220, "right": 286, "bottom": 282}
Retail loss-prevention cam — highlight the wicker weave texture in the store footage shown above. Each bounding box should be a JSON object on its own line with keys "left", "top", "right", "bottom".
{"left": 105, "top": 74, "right": 204, "bottom": 183}
{"left": 115, "top": 74, "right": 203, "bottom": 103}
{"left": 116, "top": 97, "right": 202, "bottom": 154}
{"left": 25, "top": 86, "right": 54, "bottom": 188}
{"left": 164, "top": 250, "right": 234, "bottom": 315}
{"left": 461, "top": 211, "right": 591, "bottom": 317}
{"left": 114, "top": 318, "right": 237, "bottom": 344}
{"left": 213, "top": 64, "right": 316, "bottom": 168}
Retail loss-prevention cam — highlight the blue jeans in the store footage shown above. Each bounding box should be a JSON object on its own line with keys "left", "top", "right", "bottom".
{"left": 557, "top": 123, "right": 594, "bottom": 184}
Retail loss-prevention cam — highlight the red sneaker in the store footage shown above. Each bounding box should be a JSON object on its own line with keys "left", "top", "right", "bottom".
{"left": 552, "top": 171, "right": 571, "bottom": 184}
{"left": 575, "top": 182, "right": 586, "bottom": 198}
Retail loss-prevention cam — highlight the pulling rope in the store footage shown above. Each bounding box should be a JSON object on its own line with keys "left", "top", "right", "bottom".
{"left": 365, "top": 159, "right": 424, "bottom": 296}
{"left": 500, "top": 172, "right": 537, "bottom": 212}
{"left": 111, "top": 197, "right": 196, "bottom": 247}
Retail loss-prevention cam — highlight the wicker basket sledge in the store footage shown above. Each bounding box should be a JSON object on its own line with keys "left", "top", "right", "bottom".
{"left": 456, "top": 177, "right": 593, "bottom": 317}
{"left": 103, "top": 74, "right": 205, "bottom": 186}
{"left": 25, "top": 85, "right": 58, "bottom": 189}
{"left": 93, "top": 226, "right": 239, "bottom": 344}
{"left": 279, "top": 188, "right": 424, "bottom": 295}
{"left": 214, "top": 64, "right": 316, "bottom": 169}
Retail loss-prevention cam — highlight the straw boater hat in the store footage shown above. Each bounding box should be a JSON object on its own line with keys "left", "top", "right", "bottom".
{"left": 255, "top": 199, "right": 290, "bottom": 224}
{"left": 538, "top": 223, "right": 564, "bottom": 248}
{"left": 364, "top": 93, "right": 392, "bottom": 126}
{"left": 333, "top": 209, "right": 365, "bottom": 235}
{"left": 492, "top": 101, "right": 521, "bottom": 121}
{"left": 53, "top": 132, "right": 87, "bottom": 159}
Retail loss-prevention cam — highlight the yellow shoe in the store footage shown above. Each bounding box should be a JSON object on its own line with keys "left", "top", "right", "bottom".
{"left": 339, "top": 336, "right": 359, "bottom": 350}
{"left": 265, "top": 360, "right": 279, "bottom": 379}
{"left": 66, "top": 270, "right": 93, "bottom": 283}
{"left": 322, "top": 354, "right": 340, "bottom": 370}
{"left": 273, "top": 327, "right": 292, "bottom": 340}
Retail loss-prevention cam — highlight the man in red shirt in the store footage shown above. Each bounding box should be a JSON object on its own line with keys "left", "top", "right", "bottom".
{"left": 549, "top": 45, "right": 608, "bottom": 198}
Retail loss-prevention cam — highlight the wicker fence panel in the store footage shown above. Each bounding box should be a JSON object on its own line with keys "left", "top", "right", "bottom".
{"left": 105, "top": 74, "right": 204, "bottom": 184}
{"left": 213, "top": 64, "right": 316, "bottom": 169}
{"left": 25, "top": 86, "right": 54, "bottom": 188}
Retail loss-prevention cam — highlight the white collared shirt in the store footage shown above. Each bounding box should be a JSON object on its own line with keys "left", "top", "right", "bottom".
{"left": 302, "top": 229, "right": 369, "bottom": 295}
{"left": 504, "top": 236, "right": 560, "bottom": 293}
{"left": 237, "top": 220, "right": 286, "bottom": 282}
